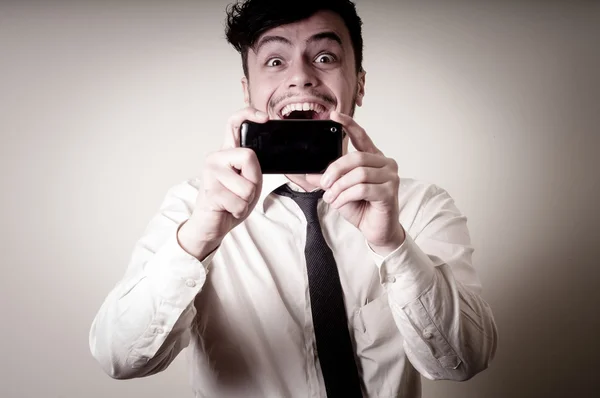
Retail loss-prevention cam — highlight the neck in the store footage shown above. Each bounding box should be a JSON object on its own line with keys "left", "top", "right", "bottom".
{"left": 284, "top": 174, "right": 320, "bottom": 192}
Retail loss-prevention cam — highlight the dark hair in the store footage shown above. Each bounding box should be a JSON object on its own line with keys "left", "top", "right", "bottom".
{"left": 224, "top": 0, "right": 364, "bottom": 77}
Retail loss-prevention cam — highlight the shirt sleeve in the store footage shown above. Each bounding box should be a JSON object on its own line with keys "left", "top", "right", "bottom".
{"left": 89, "top": 178, "right": 215, "bottom": 379}
{"left": 365, "top": 183, "right": 498, "bottom": 381}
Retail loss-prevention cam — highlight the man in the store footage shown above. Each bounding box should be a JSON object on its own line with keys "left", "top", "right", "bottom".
{"left": 89, "top": 0, "right": 498, "bottom": 397}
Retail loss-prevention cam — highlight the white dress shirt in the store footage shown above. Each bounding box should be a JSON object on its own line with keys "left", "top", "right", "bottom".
{"left": 89, "top": 174, "right": 498, "bottom": 398}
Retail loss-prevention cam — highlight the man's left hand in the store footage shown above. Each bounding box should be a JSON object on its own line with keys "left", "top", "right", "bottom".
{"left": 307, "top": 111, "right": 405, "bottom": 256}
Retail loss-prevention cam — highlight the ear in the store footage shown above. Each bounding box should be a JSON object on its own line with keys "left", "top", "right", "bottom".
{"left": 355, "top": 69, "right": 366, "bottom": 107}
{"left": 241, "top": 76, "right": 250, "bottom": 105}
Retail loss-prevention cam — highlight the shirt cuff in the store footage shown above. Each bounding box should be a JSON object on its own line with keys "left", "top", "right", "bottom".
{"left": 142, "top": 220, "right": 216, "bottom": 308}
{"left": 366, "top": 232, "right": 435, "bottom": 306}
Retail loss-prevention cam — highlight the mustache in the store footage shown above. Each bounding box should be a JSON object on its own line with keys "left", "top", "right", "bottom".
{"left": 269, "top": 90, "right": 336, "bottom": 110}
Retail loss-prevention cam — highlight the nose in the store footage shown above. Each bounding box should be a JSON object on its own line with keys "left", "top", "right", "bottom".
{"left": 287, "top": 59, "right": 318, "bottom": 89}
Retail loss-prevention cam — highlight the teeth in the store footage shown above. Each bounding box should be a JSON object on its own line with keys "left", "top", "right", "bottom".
{"left": 281, "top": 102, "right": 326, "bottom": 117}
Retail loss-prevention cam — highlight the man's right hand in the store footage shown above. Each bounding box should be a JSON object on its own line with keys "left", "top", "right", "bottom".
{"left": 177, "top": 107, "right": 269, "bottom": 260}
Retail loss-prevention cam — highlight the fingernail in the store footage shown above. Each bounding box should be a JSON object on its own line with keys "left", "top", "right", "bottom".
{"left": 321, "top": 174, "right": 331, "bottom": 188}
{"left": 323, "top": 190, "right": 332, "bottom": 202}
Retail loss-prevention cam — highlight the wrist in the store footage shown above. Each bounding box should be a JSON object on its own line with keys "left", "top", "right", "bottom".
{"left": 177, "top": 219, "right": 222, "bottom": 261}
{"left": 368, "top": 223, "right": 406, "bottom": 257}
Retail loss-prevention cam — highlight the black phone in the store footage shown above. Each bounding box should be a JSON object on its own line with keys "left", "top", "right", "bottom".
{"left": 240, "top": 119, "right": 344, "bottom": 174}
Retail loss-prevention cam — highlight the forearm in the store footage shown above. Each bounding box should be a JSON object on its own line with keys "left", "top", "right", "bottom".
{"left": 367, "top": 181, "right": 499, "bottom": 380}
{"left": 388, "top": 259, "right": 497, "bottom": 380}
{"left": 89, "top": 231, "right": 210, "bottom": 379}
{"left": 375, "top": 234, "right": 497, "bottom": 381}
{"left": 89, "top": 283, "right": 197, "bottom": 379}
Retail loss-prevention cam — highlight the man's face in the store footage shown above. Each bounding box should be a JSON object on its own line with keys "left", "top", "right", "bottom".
{"left": 242, "top": 10, "right": 365, "bottom": 126}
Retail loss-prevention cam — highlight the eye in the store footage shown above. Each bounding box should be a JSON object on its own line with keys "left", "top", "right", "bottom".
{"left": 315, "top": 53, "right": 336, "bottom": 64}
{"left": 266, "top": 57, "right": 284, "bottom": 67}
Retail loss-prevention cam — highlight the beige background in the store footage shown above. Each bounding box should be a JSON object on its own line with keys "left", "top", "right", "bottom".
{"left": 1, "top": 0, "right": 599, "bottom": 397}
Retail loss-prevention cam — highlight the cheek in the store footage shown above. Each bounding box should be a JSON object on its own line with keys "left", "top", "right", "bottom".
{"left": 249, "top": 76, "right": 280, "bottom": 109}
{"left": 331, "top": 76, "right": 357, "bottom": 110}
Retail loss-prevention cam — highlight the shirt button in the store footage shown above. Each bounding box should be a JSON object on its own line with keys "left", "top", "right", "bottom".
{"left": 156, "top": 328, "right": 164, "bottom": 334}
{"left": 423, "top": 328, "right": 434, "bottom": 339}
{"left": 185, "top": 279, "right": 196, "bottom": 288}
{"left": 385, "top": 276, "right": 396, "bottom": 283}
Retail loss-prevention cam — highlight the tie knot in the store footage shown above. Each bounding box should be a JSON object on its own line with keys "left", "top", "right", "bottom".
{"left": 273, "top": 184, "right": 324, "bottom": 223}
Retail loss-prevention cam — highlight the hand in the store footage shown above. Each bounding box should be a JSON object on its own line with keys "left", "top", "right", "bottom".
{"left": 307, "top": 111, "right": 405, "bottom": 256}
{"left": 177, "top": 107, "right": 268, "bottom": 260}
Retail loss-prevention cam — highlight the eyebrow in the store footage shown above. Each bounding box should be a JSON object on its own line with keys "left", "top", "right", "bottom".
{"left": 253, "top": 35, "right": 292, "bottom": 53}
{"left": 253, "top": 31, "right": 343, "bottom": 54}
{"left": 307, "top": 31, "right": 342, "bottom": 47}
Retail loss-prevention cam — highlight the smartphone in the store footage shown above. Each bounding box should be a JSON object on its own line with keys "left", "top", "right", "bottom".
{"left": 240, "top": 119, "right": 344, "bottom": 174}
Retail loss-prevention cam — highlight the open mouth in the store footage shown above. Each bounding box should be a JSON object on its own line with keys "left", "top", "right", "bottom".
{"left": 279, "top": 102, "right": 328, "bottom": 120}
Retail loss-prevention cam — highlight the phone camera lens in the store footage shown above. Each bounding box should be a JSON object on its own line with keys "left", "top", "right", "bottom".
{"left": 331, "top": 127, "right": 337, "bottom": 133}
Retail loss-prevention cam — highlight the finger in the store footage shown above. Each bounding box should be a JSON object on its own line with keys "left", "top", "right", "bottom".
{"left": 210, "top": 147, "right": 262, "bottom": 187}
{"left": 330, "top": 111, "right": 381, "bottom": 155}
{"left": 223, "top": 107, "right": 269, "bottom": 149}
{"left": 205, "top": 181, "right": 250, "bottom": 219}
{"left": 321, "top": 151, "right": 388, "bottom": 188}
{"left": 323, "top": 166, "right": 392, "bottom": 204}
{"left": 329, "top": 183, "right": 390, "bottom": 209}
{"left": 213, "top": 166, "right": 258, "bottom": 203}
